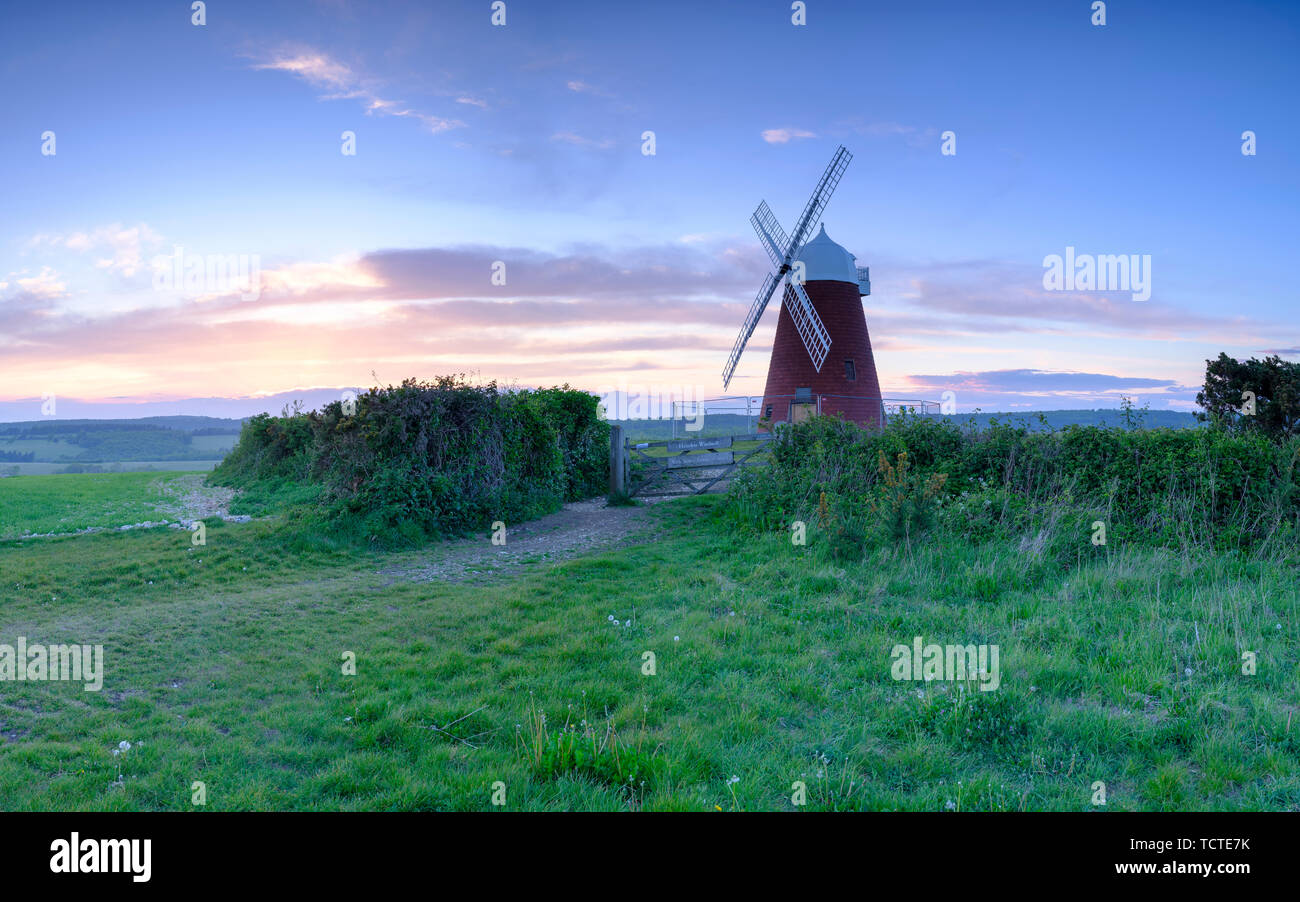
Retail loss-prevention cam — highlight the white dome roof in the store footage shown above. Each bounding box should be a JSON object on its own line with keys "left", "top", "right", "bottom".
{"left": 796, "top": 224, "right": 858, "bottom": 283}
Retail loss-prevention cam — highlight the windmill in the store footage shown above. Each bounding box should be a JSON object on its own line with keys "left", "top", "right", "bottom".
{"left": 722, "top": 145, "right": 884, "bottom": 427}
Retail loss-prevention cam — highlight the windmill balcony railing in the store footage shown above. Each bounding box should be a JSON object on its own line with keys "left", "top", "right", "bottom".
{"left": 661, "top": 395, "right": 941, "bottom": 437}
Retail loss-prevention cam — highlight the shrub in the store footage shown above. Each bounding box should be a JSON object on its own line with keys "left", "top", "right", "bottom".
{"left": 209, "top": 377, "right": 609, "bottom": 545}
{"left": 868, "top": 450, "right": 948, "bottom": 544}
{"left": 1196, "top": 352, "right": 1300, "bottom": 440}
{"left": 210, "top": 406, "right": 313, "bottom": 486}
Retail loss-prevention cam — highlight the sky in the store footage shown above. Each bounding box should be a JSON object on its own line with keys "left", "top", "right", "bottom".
{"left": 1, "top": 0, "right": 1297, "bottom": 420}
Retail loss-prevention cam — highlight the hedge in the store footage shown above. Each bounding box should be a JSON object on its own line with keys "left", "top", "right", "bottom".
{"left": 728, "top": 412, "right": 1300, "bottom": 554}
{"left": 210, "top": 377, "right": 609, "bottom": 544}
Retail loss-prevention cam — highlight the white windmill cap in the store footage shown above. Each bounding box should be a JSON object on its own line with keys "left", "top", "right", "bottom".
{"left": 796, "top": 224, "right": 858, "bottom": 284}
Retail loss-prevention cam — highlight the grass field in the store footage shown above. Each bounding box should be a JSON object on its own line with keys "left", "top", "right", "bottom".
{"left": 0, "top": 472, "right": 211, "bottom": 538}
{"left": 0, "top": 473, "right": 1296, "bottom": 811}
{"left": 0, "top": 438, "right": 85, "bottom": 459}
{"left": 1, "top": 460, "right": 224, "bottom": 477}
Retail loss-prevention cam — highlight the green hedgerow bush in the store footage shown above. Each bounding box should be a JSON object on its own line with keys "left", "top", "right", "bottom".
{"left": 209, "top": 376, "right": 609, "bottom": 545}
{"left": 728, "top": 410, "right": 1300, "bottom": 556}
{"left": 209, "top": 403, "right": 315, "bottom": 484}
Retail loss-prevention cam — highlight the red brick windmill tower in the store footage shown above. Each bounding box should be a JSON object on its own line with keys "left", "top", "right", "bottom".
{"left": 722, "top": 146, "right": 884, "bottom": 427}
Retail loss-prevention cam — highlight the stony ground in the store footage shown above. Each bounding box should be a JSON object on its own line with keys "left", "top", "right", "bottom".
{"left": 150, "top": 474, "right": 239, "bottom": 525}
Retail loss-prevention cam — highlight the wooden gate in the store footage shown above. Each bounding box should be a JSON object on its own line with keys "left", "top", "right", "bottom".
{"left": 609, "top": 429, "right": 773, "bottom": 499}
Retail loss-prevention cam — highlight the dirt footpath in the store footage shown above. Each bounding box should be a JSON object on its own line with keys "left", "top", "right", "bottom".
{"left": 380, "top": 497, "right": 662, "bottom": 583}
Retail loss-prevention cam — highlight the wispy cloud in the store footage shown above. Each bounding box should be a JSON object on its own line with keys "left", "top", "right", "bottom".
{"left": 253, "top": 50, "right": 354, "bottom": 90}
{"left": 250, "top": 46, "right": 465, "bottom": 134}
{"left": 0, "top": 239, "right": 754, "bottom": 400}
{"left": 28, "top": 224, "right": 164, "bottom": 278}
{"left": 566, "top": 79, "right": 611, "bottom": 97}
{"left": 761, "top": 128, "right": 816, "bottom": 144}
{"left": 908, "top": 369, "right": 1179, "bottom": 394}
{"left": 6, "top": 267, "right": 67, "bottom": 300}
{"left": 550, "top": 131, "right": 615, "bottom": 150}
{"left": 839, "top": 119, "right": 939, "bottom": 150}
{"left": 901, "top": 369, "right": 1200, "bottom": 410}
{"left": 872, "top": 257, "right": 1273, "bottom": 343}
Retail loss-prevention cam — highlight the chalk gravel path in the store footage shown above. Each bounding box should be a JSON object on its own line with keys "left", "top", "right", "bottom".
{"left": 380, "top": 497, "right": 664, "bottom": 584}
{"left": 150, "top": 474, "right": 241, "bottom": 525}
{"left": 18, "top": 476, "right": 669, "bottom": 585}
{"left": 15, "top": 474, "right": 247, "bottom": 539}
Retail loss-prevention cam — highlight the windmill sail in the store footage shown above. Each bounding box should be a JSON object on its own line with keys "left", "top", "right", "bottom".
{"left": 782, "top": 280, "right": 831, "bottom": 372}
{"left": 750, "top": 201, "right": 789, "bottom": 270}
{"left": 721, "top": 145, "right": 852, "bottom": 390}
{"left": 784, "top": 146, "right": 852, "bottom": 260}
{"left": 722, "top": 272, "right": 780, "bottom": 390}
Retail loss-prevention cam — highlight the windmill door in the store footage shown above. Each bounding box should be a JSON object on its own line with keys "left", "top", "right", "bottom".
{"left": 789, "top": 402, "right": 816, "bottom": 424}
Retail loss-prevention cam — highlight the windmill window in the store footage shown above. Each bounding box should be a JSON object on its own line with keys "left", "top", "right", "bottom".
{"left": 764, "top": 405, "right": 773, "bottom": 419}
{"left": 845, "top": 359, "right": 857, "bottom": 381}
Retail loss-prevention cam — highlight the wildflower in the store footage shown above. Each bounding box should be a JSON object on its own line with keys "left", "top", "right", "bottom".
{"left": 673, "top": 636, "right": 680, "bottom": 642}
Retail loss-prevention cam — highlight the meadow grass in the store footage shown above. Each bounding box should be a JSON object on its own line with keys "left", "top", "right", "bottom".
{"left": 0, "top": 472, "right": 207, "bottom": 539}
{"left": 0, "top": 491, "right": 1296, "bottom": 811}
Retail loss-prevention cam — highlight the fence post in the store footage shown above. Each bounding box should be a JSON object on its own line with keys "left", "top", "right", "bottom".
{"left": 609, "top": 425, "right": 625, "bottom": 495}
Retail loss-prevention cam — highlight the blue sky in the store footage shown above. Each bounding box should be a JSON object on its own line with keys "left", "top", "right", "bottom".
{"left": 1, "top": 0, "right": 1296, "bottom": 418}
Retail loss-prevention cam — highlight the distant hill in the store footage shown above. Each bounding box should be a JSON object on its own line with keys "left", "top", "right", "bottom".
{"left": 0, "top": 408, "right": 1200, "bottom": 470}
{"left": 610, "top": 408, "right": 1200, "bottom": 441}
{"left": 610, "top": 414, "right": 756, "bottom": 442}
{"left": 129, "top": 416, "right": 248, "bottom": 433}
{"left": 932, "top": 409, "right": 1201, "bottom": 431}
{"left": 0, "top": 416, "right": 245, "bottom": 466}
